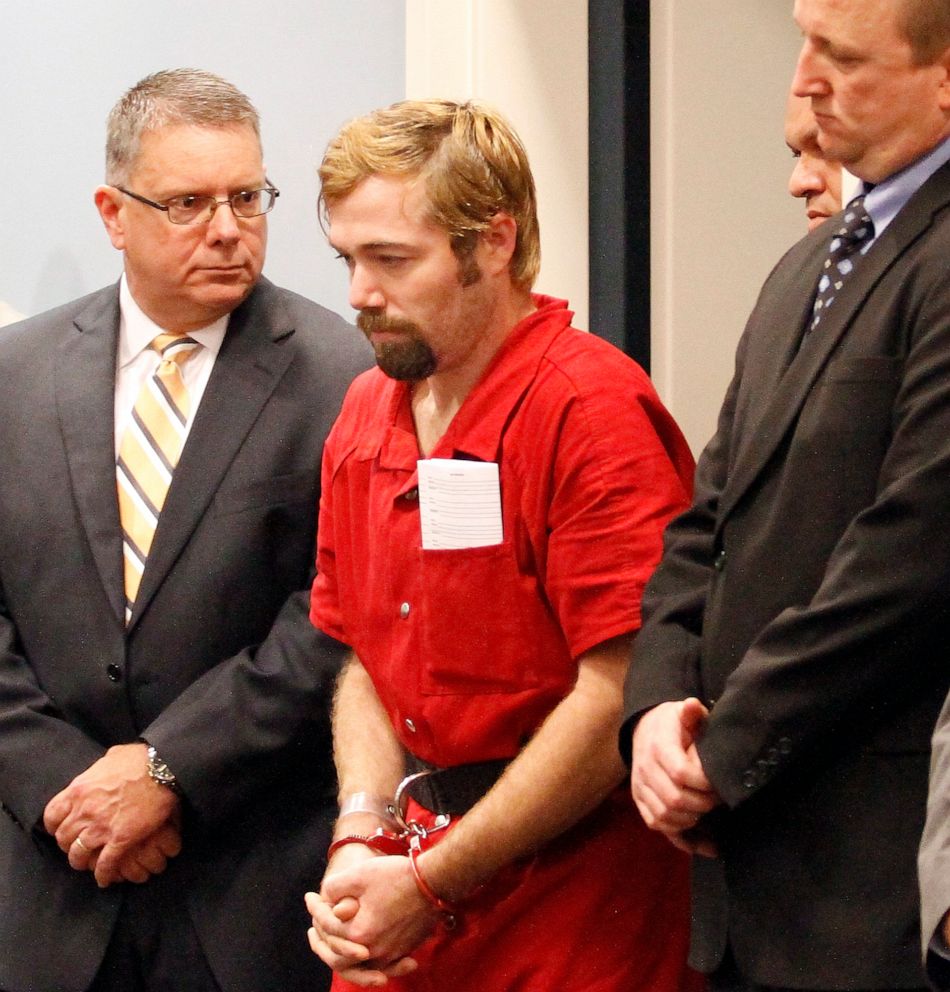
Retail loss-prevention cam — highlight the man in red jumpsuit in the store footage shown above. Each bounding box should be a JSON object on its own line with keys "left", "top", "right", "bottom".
{"left": 306, "top": 98, "right": 702, "bottom": 992}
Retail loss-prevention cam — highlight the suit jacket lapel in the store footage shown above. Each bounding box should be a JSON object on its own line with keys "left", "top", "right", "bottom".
{"left": 717, "top": 166, "right": 950, "bottom": 528}
{"left": 56, "top": 285, "right": 126, "bottom": 624}
{"left": 128, "top": 279, "right": 296, "bottom": 628}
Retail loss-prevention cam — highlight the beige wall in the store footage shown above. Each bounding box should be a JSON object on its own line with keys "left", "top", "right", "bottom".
{"left": 406, "top": 0, "right": 590, "bottom": 329}
{"left": 407, "top": 2, "right": 813, "bottom": 456}
{"left": 651, "top": 2, "right": 808, "bottom": 453}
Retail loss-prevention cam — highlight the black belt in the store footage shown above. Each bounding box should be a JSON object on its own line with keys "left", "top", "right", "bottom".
{"left": 402, "top": 753, "right": 510, "bottom": 817}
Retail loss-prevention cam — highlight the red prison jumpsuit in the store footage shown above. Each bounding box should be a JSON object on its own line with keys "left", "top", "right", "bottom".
{"left": 311, "top": 296, "right": 703, "bottom": 992}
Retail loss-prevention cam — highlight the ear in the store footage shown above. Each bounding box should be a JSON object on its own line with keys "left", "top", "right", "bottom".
{"left": 95, "top": 185, "right": 128, "bottom": 251}
{"left": 478, "top": 211, "right": 518, "bottom": 278}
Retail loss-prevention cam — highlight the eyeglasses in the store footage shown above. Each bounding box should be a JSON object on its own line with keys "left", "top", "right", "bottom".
{"left": 115, "top": 184, "right": 280, "bottom": 225}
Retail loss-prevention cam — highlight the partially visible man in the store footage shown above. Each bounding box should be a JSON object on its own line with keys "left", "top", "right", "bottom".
{"left": 304, "top": 100, "right": 701, "bottom": 991}
{"left": 0, "top": 299, "right": 24, "bottom": 326}
{"left": 0, "top": 69, "right": 367, "bottom": 992}
{"left": 625, "top": 0, "right": 950, "bottom": 990}
{"left": 785, "top": 90, "right": 842, "bottom": 229}
{"left": 921, "top": 694, "right": 950, "bottom": 989}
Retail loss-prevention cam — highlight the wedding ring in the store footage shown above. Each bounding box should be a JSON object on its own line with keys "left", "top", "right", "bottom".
{"left": 73, "top": 836, "right": 90, "bottom": 853}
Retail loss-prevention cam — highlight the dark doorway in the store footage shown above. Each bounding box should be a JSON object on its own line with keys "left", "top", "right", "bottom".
{"left": 589, "top": 2, "right": 651, "bottom": 370}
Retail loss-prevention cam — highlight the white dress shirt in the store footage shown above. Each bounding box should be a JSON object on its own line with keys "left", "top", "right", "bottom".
{"left": 114, "top": 276, "right": 228, "bottom": 455}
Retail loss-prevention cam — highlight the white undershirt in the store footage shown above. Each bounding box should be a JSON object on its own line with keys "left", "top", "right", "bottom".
{"left": 113, "top": 275, "right": 228, "bottom": 455}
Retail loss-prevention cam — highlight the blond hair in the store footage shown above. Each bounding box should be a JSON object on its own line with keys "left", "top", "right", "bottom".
{"left": 319, "top": 99, "right": 540, "bottom": 290}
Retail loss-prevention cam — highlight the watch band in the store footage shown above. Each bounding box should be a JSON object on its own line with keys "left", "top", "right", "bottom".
{"left": 146, "top": 744, "right": 182, "bottom": 796}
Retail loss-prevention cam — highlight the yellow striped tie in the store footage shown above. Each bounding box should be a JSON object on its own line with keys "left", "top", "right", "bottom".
{"left": 116, "top": 332, "right": 200, "bottom": 623}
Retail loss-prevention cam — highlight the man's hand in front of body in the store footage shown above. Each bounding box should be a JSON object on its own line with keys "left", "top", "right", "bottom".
{"left": 43, "top": 742, "right": 182, "bottom": 887}
{"left": 306, "top": 847, "right": 443, "bottom": 987}
{"left": 630, "top": 697, "right": 721, "bottom": 856}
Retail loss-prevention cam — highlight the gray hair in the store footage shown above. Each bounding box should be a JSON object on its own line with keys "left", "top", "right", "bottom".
{"left": 105, "top": 68, "right": 261, "bottom": 184}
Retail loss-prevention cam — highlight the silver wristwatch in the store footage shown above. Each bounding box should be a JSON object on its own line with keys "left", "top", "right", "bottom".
{"left": 146, "top": 744, "right": 182, "bottom": 796}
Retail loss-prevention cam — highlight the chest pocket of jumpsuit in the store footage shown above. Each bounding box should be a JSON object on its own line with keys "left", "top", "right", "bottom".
{"left": 417, "top": 541, "right": 552, "bottom": 695}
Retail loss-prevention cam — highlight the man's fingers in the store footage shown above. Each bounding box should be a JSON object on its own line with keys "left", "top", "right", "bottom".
{"left": 377, "top": 956, "right": 419, "bottom": 979}
{"left": 679, "top": 697, "right": 710, "bottom": 739}
{"left": 307, "top": 925, "right": 375, "bottom": 976}
{"left": 117, "top": 859, "right": 151, "bottom": 884}
{"left": 659, "top": 742, "right": 714, "bottom": 794}
{"left": 129, "top": 844, "right": 169, "bottom": 876}
{"left": 333, "top": 896, "right": 359, "bottom": 921}
{"left": 307, "top": 926, "right": 385, "bottom": 987}
{"left": 66, "top": 834, "right": 100, "bottom": 870}
{"left": 305, "top": 891, "right": 371, "bottom": 957}
{"left": 92, "top": 842, "right": 132, "bottom": 886}
{"left": 637, "top": 772, "right": 717, "bottom": 816}
{"left": 152, "top": 824, "right": 182, "bottom": 859}
{"left": 42, "top": 793, "right": 69, "bottom": 835}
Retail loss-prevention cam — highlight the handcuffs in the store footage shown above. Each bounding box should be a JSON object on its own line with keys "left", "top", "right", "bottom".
{"left": 328, "top": 771, "right": 458, "bottom": 927}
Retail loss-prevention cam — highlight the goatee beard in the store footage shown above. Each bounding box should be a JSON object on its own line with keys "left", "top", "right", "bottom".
{"left": 357, "top": 311, "right": 437, "bottom": 381}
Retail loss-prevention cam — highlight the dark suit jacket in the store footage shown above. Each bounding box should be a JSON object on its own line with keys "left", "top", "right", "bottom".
{"left": 0, "top": 278, "right": 369, "bottom": 992}
{"left": 623, "top": 161, "right": 950, "bottom": 988}
{"left": 920, "top": 691, "right": 950, "bottom": 990}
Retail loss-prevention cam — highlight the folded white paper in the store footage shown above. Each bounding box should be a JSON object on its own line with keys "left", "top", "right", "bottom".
{"left": 417, "top": 458, "right": 503, "bottom": 550}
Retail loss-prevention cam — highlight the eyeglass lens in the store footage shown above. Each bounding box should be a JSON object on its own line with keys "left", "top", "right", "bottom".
{"left": 166, "top": 189, "right": 276, "bottom": 224}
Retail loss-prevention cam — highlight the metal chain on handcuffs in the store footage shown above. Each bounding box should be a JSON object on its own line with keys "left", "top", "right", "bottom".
{"left": 328, "top": 770, "right": 459, "bottom": 927}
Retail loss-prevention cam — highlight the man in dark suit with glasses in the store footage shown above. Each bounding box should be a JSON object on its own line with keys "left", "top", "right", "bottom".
{"left": 0, "top": 68, "right": 367, "bottom": 992}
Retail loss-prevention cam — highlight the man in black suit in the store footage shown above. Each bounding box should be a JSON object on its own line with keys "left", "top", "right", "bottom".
{"left": 624, "top": 1, "right": 950, "bottom": 989}
{"left": 0, "top": 69, "right": 367, "bottom": 992}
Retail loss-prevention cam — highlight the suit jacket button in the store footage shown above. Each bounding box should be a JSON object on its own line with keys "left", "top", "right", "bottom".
{"left": 713, "top": 550, "right": 727, "bottom": 571}
{"left": 742, "top": 770, "right": 757, "bottom": 790}
{"left": 106, "top": 664, "right": 122, "bottom": 682}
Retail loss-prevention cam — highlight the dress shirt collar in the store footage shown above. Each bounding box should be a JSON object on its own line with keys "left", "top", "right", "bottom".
{"left": 117, "top": 274, "right": 229, "bottom": 369}
{"left": 861, "top": 134, "right": 950, "bottom": 241}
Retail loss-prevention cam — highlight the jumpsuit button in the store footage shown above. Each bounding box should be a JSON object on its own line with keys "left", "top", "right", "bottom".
{"left": 405, "top": 718, "right": 417, "bottom": 733}
{"left": 399, "top": 602, "right": 411, "bottom": 619}
{"left": 404, "top": 488, "right": 419, "bottom": 501}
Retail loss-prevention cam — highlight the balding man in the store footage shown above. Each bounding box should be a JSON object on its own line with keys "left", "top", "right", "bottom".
{"left": 625, "top": 1, "right": 950, "bottom": 989}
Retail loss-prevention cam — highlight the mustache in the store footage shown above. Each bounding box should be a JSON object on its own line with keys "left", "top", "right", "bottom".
{"left": 357, "top": 311, "right": 421, "bottom": 336}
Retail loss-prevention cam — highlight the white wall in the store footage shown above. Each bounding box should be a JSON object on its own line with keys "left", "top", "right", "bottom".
{"left": 406, "top": 0, "right": 589, "bottom": 329}
{"left": 651, "top": 2, "right": 807, "bottom": 454}
{"left": 0, "top": 1, "right": 405, "bottom": 321}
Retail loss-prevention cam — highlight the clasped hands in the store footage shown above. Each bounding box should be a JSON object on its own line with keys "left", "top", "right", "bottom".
{"left": 42, "top": 742, "right": 182, "bottom": 888}
{"left": 306, "top": 845, "right": 442, "bottom": 988}
{"left": 630, "top": 697, "right": 721, "bottom": 856}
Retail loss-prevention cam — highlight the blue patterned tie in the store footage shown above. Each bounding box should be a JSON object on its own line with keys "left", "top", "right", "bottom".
{"left": 809, "top": 195, "right": 874, "bottom": 332}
